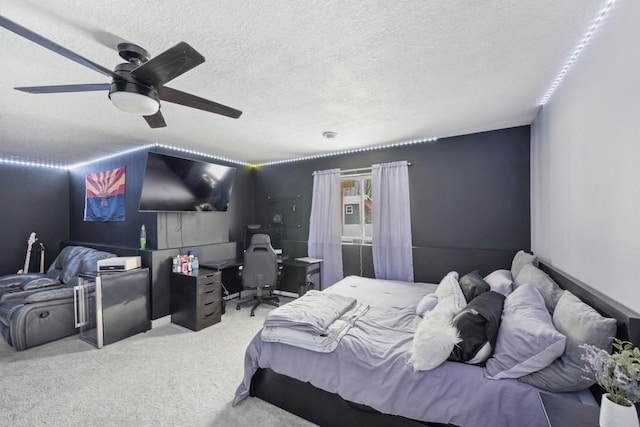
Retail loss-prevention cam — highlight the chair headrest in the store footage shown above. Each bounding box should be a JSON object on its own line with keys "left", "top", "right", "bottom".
{"left": 250, "top": 234, "right": 271, "bottom": 246}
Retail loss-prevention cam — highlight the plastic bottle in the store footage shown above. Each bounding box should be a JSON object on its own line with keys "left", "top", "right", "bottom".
{"left": 172, "top": 256, "right": 178, "bottom": 273}
{"left": 192, "top": 256, "right": 199, "bottom": 271}
{"left": 140, "top": 224, "right": 147, "bottom": 250}
{"left": 187, "top": 251, "right": 194, "bottom": 272}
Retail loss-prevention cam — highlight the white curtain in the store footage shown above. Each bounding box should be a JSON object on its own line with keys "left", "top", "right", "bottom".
{"left": 308, "top": 168, "right": 343, "bottom": 288}
{"left": 372, "top": 161, "right": 414, "bottom": 281}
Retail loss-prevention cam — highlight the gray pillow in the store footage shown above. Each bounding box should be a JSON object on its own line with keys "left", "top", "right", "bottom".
{"left": 511, "top": 250, "right": 537, "bottom": 278}
{"left": 514, "top": 264, "right": 563, "bottom": 313}
{"left": 518, "top": 291, "right": 617, "bottom": 392}
{"left": 459, "top": 270, "right": 490, "bottom": 303}
{"left": 485, "top": 284, "right": 566, "bottom": 379}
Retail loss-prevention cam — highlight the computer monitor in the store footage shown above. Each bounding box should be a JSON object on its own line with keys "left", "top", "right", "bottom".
{"left": 243, "top": 225, "right": 282, "bottom": 251}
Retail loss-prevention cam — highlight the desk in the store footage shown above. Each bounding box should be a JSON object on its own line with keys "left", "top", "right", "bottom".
{"left": 281, "top": 258, "right": 323, "bottom": 295}
{"left": 201, "top": 256, "right": 321, "bottom": 297}
{"left": 200, "top": 259, "right": 243, "bottom": 297}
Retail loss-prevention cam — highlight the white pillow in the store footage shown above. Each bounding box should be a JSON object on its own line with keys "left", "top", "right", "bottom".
{"left": 484, "top": 269, "right": 514, "bottom": 297}
{"left": 416, "top": 294, "right": 438, "bottom": 317}
{"left": 409, "top": 297, "right": 461, "bottom": 371}
{"left": 434, "top": 271, "right": 466, "bottom": 312}
{"left": 484, "top": 284, "right": 566, "bottom": 379}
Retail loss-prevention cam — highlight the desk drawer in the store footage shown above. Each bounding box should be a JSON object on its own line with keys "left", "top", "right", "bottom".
{"left": 200, "top": 288, "right": 220, "bottom": 305}
{"left": 197, "top": 271, "right": 221, "bottom": 286}
{"left": 197, "top": 306, "right": 221, "bottom": 329}
{"left": 200, "top": 299, "right": 220, "bottom": 316}
{"left": 198, "top": 280, "right": 220, "bottom": 295}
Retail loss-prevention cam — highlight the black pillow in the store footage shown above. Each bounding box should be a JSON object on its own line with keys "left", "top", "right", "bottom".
{"left": 448, "top": 291, "right": 505, "bottom": 364}
{"left": 458, "top": 270, "right": 490, "bottom": 303}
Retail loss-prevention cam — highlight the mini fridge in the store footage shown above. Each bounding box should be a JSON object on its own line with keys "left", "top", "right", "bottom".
{"left": 74, "top": 268, "right": 150, "bottom": 348}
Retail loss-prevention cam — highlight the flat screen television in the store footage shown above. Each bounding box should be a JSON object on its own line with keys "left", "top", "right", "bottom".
{"left": 139, "top": 152, "right": 236, "bottom": 212}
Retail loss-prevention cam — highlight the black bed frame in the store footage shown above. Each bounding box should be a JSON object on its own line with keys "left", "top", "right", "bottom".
{"left": 249, "top": 262, "right": 640, "bottom": 426}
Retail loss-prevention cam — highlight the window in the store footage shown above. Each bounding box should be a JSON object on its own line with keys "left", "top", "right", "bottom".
{"left": 341, "top": 174, "right": 372, "bottom": 242}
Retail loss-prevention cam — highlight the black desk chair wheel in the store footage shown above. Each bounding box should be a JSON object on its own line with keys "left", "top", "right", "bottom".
{"left": 236, "top": 234, "right": 281, "bottom": 316}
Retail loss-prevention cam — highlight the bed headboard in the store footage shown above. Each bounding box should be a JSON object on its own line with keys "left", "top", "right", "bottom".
{"left": 539, "top": 261, "right": 640, "bottom": 347}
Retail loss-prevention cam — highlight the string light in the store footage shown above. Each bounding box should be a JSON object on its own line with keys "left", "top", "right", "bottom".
{"left": 66, "top": 144, "right": 156, "bottom": 169}
{"left": 154, "top": 143, "right": 250, "bottom": 166}
{"left": 540, "top": 0, "right": 616, "bottom": 105}
{"left": 3, "top": 136, "right": 436, "bottom": 170}
{"left": 0, "top": 157, "right": 66, "bottom": 169}
{"left": 254, "top": 137, "right": 438, "bottom": 167}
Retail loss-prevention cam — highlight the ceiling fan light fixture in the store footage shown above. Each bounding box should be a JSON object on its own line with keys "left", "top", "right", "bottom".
{"left": 109, "top": 81, "right": 160, "bottom": 115}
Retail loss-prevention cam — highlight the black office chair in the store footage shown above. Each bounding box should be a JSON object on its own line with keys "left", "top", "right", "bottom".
{"left": 236, "top": 234, "right": 280, "bottom": 316}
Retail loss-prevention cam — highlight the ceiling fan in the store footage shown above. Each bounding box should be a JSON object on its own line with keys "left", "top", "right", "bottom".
{"left": 0, "top": 15, "right": 242, "bottom": 128}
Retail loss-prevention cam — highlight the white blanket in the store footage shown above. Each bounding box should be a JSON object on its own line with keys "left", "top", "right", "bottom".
{"left": 261, "top": 302, "right": 369, "bottom": 352}
{"left": 263, "top": 290, "right": 357, "bottom": 334}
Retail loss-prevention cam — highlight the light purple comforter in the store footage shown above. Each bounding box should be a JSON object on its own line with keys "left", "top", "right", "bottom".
{"left": 233, "top": 276, "right": 578, "bottom": 427}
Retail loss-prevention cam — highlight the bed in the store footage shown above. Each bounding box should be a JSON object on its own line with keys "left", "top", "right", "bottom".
{"left": 233, "top": 262, "right": 640, "bottom": 426}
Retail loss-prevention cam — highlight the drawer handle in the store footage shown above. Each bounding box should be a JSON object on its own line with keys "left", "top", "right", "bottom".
{"left": 204, "top": 312, "right": 215, "bottom": 318}
{"left": 204, "top": 301, "right": 215, "bottom": 306}
{"left": 204, "top": 289, "right": 214, "bottom": 294}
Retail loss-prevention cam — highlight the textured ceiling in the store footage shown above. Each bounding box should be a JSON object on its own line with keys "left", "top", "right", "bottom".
{"left": 0, "top": 0, "right": 603, "bottom": 165}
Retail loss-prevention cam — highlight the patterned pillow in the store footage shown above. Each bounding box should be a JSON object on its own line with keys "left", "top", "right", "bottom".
{"left": 449, "top": 291, "right": 505, "bottom": 364}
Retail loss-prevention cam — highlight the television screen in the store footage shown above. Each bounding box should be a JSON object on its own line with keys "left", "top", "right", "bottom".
{"left": 139, "top": 152, "right": 236, "bottom": 212}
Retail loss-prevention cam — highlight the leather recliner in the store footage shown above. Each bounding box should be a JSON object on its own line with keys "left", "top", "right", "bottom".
{"left": 0, "top": 246, "right": 115, "bottom": 350}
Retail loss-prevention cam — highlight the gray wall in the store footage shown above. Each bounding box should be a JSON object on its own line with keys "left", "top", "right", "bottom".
{"left": 69, "top": 149, "right": 157, "bottom": 248}
{"left": 68, "top": 147, "right": 255, "bottom": 251}
{"left": 0, "top": 165, "right": 70, "bottom": 275}
{"left": 66, "top": 147, "right": 256, "bottom": 319}
{"left": 531, "top": 1, "right": 640, "bottom": 313}
{"left": 256, "top": 126, "right": 531, "bottom": 283}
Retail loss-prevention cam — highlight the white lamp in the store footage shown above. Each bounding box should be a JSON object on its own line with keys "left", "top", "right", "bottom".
{"left": 109, "top": 82, "right": 160, "bottom": 115}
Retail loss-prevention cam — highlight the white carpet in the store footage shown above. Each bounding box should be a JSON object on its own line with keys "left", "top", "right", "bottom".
{"left": 0, "top": 299, "right": 315, "bottom": 426}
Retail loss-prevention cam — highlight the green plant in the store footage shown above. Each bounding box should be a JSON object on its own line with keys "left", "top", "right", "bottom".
{"left": 580, "top": 338, "right": 640, "bottom": 406}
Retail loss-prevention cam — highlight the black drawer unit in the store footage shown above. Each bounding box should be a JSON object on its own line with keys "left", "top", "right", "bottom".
{"left": 170, "top": 269, "right": 222, "bottom": 331}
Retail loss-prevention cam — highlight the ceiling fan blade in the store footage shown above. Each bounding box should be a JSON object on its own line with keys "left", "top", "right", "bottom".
{"left": 0, "top": 15, "right": 118, "bottom": 79}
{"left": 143, "top": 111, "right": 167, "bottom": 128}
{"left": 158, "top": 86, "right": 242, "bottom": 119}
{"left": 131, "top": 42, "right": 204, "bottom": 87}
{"left": 15, "top": 83, "right": 110, "bottom": 94}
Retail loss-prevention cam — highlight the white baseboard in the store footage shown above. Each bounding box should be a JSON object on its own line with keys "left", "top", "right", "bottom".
{"left": 151, "top": 316, "right": 171, "bottom": 329}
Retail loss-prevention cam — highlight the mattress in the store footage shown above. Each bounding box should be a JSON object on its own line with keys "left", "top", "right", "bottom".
{"left": 234, "top": 275, "right": 583, "bottom": 427}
